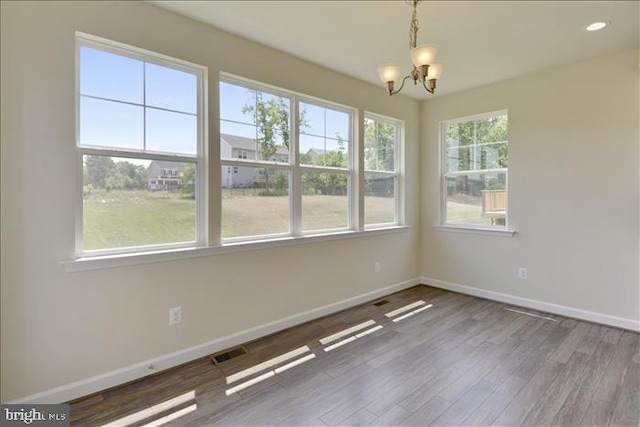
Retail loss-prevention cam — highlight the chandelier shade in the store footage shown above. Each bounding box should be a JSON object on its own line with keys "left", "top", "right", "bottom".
{"left": 409, "top": 44, "right": 437, "bottom": 67}
{"left": 377, "top": 63, "right": 401, "bottom": 84}
{"left": 426, "top": 62, "right": 444, "bottom": 80}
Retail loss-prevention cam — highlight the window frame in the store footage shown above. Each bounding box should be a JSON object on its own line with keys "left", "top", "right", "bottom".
{"left": 363, "top": 112, "right": 404, "bottom": 229}
{"left": 75, "top": 32, "right": 208, "bottom": 257}
{"left": 440, "top": 110, "right": 509, "bottom": 230}
{"left": 219, "top": 74, "right": 357, "bottom": 242}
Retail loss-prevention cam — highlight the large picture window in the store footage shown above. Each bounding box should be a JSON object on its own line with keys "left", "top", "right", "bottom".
{"left": 73, "top": 37, "right": 405, "bottom": 266}
{"left": 76, "top": 33, "right": 206, "bottom": 255}
{"left": 442, "top": 111, "right": 508, "bottom": 228}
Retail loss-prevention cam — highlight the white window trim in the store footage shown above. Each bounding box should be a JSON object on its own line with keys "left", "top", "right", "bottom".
{"left": 75, "top": 32, "right": 208, "bottom": 257}
{"left": 432, "top": 224, "right": 515, "bottom": 237}
{"left": 363, "top": 112, "right": 404, "bottom": 229}
{"left": 64, "top": 225, "right": 409, "bottom": 273}
{"left": 439, "top": 109, "right": 511, "bottom": 232}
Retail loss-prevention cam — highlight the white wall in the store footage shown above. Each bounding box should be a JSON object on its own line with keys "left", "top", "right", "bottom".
{"left": 421, "top": 49, "right": 640, "bottom": 326}
{"left": 0, "top": 1, "right": 420, "bottom": 402}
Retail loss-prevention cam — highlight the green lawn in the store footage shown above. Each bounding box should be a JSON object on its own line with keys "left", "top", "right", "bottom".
{"left": 83, "top": 190, "right": 196, "bottom": 250}
{"left": 84, "top": 189, "right": 397, "bottom": 250}
{"left": 446, "top": 200, "right": 493, "bottom": 225}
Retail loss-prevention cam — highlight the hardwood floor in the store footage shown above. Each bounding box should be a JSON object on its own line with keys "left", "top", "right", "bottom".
{"left": 68, "top": 285, "right": 640, "bottom": 426}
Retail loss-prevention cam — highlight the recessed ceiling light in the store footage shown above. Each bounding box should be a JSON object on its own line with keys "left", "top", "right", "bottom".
{"left": 585, "top": 21, "right": 608, "bottom": 32}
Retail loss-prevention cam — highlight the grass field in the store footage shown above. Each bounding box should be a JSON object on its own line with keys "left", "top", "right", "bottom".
{"left": 83, "top": 190, "right": 196, "bottom": 250}
{"left": 446, "top": 200, "right": 493, "bottom": 225}
{"left": 84, "top": 189, "right": 395, "bottom": 249}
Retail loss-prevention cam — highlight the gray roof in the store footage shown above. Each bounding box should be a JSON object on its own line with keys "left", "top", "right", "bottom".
{"left": 221, "top": 133, "right": 256, "bottom": 151}
{"left": 221, "top": 133, "right": 289, "bottom": 156}
{"left": 305, "top": 148, "right": 325, "bottom": 158}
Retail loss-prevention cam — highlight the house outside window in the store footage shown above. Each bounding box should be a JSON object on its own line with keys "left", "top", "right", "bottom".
{"left": 76, "top": 33, "right": 206, "bottom": 255}
{"left": 441, "top": 111, "right": 508, "bottom": 228}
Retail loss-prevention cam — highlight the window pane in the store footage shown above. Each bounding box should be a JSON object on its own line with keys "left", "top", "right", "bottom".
{"left": 325, "top": 108, "right": 349, "bottom": 141}
{"left": 302, "top": 172, "right": 348, "bottom": 231}
{"left": 446, "top": 121, "right": 475, "bottom": 148}
{"left": 80, "top": 97, "right": 143, "bottom": 149}
{"left": 300, "top": 134, "right": 326, "bottom": 165}
{"left": 476, "top": 115, "right": 508, "bottom": 143}
{"left": 300, "top": 102, "right": 349, "bottom": 169}
{"left": 446, "top": 115, "right": 508, "bottom": 173}
{"left": 475, "top": 142, "right": 508, "bottom": 170}
{"left": 445, "top": 171, "right": 506, "bottom": 226}
{"left": 324, "top": 138, "right": 347, "bottom": 167}
{"left": 300, "top": 102, "right": 325, "bottom": 136}
{"left": 301, "top": 137, "right": 347, "bottom": 167}
{"left": 220, "top": 82, "right": 291, "bottom": 162}
{"left": 83, "top": 155, "right": 196, "bottom": 250}
{"left": 79, "top": 46, "right": 143, "bottom": 103}
{"left": 221, "top": 121, "right": 258, "bottom": 141}
{"left": 256, "top": 127, "right": 289, "bottom": 161}
{"left": 364, "top": 118, "right": 396, "bottom": 172}
{"left": 365, "top": 175, "right": 395, "bottom": 225}
{"left": 145, "top": 63, "right": 197, "bottom": 114}
{"left": 146, "top": 108, "right": 197, "bottom": 155}
{"left": 220, "top": 81, "right": 257, "bottom": 125}
{"left": 221, "top": 167, "right": 289, "bottom": 238}
{"left": 447, "top": 146, "right": 471, "bottom": 172}
{"left": 445, "top": 125, "right": 460, "bottom": 149}
{"left": 221, "top": 133, "right": 258, "bottom": 160}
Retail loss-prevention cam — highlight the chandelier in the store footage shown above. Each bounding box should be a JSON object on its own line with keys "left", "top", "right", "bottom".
{"left": 377, "top": 0, "right": 444, "bottom": 96}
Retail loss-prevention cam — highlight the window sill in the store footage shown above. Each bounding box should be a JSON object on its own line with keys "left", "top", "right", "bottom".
{"left": 63, "top": 226, "right": 409, "bottom": 273}
{"left": 432, "top": 224, "right": 516, "bottom": 237}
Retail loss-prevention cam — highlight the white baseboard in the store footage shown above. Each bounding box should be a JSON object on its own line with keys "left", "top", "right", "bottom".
{"left": 8, "top": 277, "right": 421, "bottom": 404}
{"left": 422, "top": 277, "right": 640, "bottom": 332}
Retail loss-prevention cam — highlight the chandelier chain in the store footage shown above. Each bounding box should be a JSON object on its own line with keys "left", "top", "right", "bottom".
{"left": 409, "top": 1, "right": 419, "bottom": 49}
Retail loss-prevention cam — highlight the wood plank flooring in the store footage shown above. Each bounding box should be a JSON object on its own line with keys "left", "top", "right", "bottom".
{"left": 68, "top": 285, "right": 640, "bottom": 426}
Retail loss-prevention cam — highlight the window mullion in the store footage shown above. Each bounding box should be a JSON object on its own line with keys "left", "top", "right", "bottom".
{"left": 351, "top": 111, "right": 360, "bottom": 231}
{"left": 142, "top": 62, "right": 147, "bottom": 151}
{"left": 197, "top": 66, "right": 208, "bottom": 247}
{"left": 291, "top": 98, "right": 302, "bottom": 236}
{"left": 78, "top": 147, "right": 198, "bottom": 163}
{"left": 395, "top": 123, "right": 404, "bottom": 225}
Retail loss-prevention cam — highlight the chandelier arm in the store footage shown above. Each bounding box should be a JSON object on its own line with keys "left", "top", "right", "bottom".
{"left": 421, "top": 78, "right": 435, "bottom": 94}
{"left": 390, "top": 75, "right": 412, "bottom": 96}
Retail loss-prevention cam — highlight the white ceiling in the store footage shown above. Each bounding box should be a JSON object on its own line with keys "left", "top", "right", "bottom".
{"left": 151, "top": 1, "right": 639, "bottom": 100}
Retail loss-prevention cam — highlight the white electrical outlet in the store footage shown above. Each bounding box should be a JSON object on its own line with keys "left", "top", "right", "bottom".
{"left": 374, "top": 261, "right": 381, "bottom": 273}
{"left": 169, "top": 306, "right": 182, "bottom": 325}
{"left": 518, "top": 267, "right": 528, "bottom": 280}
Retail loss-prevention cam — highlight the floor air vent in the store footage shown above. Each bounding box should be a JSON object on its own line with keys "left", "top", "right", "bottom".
{"left": 373, "top": 299, "right": 390, "bottom": 307}
{"left": 211, "top": 346, "right": 248, "bottom": 365}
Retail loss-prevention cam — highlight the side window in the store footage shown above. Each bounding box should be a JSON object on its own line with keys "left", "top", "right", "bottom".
{"left": 442, "top": 111, "right": 508, "bottom": 227}
{"left": 364, "top": 115, "right": 402, "bottom": 227}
